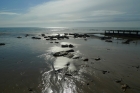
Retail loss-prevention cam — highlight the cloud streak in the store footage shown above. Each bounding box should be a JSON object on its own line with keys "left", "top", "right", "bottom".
{"left": 0, "top": 12, "right": 19, "bottom": 15}
{"left": 0, "top": 0, "right": 140, "bottom": 27}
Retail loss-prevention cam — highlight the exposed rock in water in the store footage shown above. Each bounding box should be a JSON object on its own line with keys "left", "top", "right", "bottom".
{"left": 61, "top": 44, "right": 69, "bottom": 48}
{"left": 41, "top": 34, "right": 45, "bottom": 36}
{"left": 115, "top": 79, "right": 122, "bottom": 83}
{"left": 102, "top": 70, "right": 109, "bottom": 74}
{"left": 46, "top": 38, "right": 50, "bottom": 40}
{"left": 69, "top": 44, "right": 74, "bottom": 48}
{"left": 64, "top": 53, "right": 74, "bottom": 58}
{"left": 53, "top": 49, "right": 74, "bottom": 57}
{"left": 17, "top": 36, "right": 22, "bottom": 38}
{"left": 66, "top": 49, "right": 74, "bottom": 52}
{"left": 53, "top": 51, "right": 68, "bottom": 57}
{"left": 95, "top": 57, "right": 101, "bottom": 61}
{"left": 66, "top": 62, "right": 70, "bottom": 66}
{"left": 55, "top": 42, "right": 59, "bottom": 43}
{"left": 83, "top": 58, "right": 88, "bottom": 61}
{"left": 65, "top": 73, "right": 72, "bottom": 76}
{"left": 0, "top": 43, "right": 5, "bottom": 46}
{"left": 32, "top": 37, "right": 41, "bottom": 39}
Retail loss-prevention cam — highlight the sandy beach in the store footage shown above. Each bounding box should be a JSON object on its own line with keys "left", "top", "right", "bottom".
{"left": 0, "top": 30, "right": 140, "bottom": 93}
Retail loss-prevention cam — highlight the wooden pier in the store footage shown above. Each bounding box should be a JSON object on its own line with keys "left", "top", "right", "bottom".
{"left": 105, "top": 30, "right": 140, "bottom": 38}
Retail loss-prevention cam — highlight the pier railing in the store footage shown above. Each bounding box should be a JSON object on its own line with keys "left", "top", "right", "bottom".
{"left": 105, "top": 30, "right": 140, "bottom": 38}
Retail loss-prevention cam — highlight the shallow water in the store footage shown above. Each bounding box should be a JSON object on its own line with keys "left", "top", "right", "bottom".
{"left": 0, "top": 28, "right": 140, "bottom": 93}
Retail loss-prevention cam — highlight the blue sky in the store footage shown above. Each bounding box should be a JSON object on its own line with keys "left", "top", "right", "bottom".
{"left": 0, "top": 0, "right": 140, "bottom": 27}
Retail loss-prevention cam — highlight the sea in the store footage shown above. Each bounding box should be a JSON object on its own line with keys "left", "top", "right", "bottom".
{"left": 0, "top": 27, "right": 140, "bottom": 93}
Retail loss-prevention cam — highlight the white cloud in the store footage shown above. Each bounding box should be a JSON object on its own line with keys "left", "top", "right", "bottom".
{"left": 0, "top": 0, "right": 140, "bottom": 27}
{"left": 0, "top": 12, "right": 20, "bottom": 15}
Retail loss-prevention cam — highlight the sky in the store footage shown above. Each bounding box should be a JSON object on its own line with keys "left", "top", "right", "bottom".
{"left": 0, "top": 0, "right": 140, "bottom": 27}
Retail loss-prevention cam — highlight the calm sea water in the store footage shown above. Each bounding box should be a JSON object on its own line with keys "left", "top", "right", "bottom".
{"left": 0, "top": 27, "right": 140, "bottom": 93}
{"left": 0, "top": 27, "right": 140, "bottom": 35}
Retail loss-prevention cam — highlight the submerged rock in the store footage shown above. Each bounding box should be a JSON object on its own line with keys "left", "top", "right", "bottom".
{"left": 25, "top": 34, "right": 29, "bottom": 37}
{"left": 122, "top": 39, "right": 133, "bottom": 44}
{"left": 105, "top": 39, "right": 112, "bottom": 42}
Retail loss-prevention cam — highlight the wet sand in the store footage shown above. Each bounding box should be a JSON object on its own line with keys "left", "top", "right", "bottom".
{"left": 0, "top": 32, "right": 140, "bottom": 93}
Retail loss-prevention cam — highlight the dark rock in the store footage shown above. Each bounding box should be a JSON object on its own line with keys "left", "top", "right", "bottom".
{"left": 28, "top": 88, "right": 33, "bottom": 91}
{"left": 64, "top": 53, "right": 74, "bottom": 58}
{"left": 55, "top": 69, "right": 63, "bottom": 73}
{"left": 17, "top": 36, "right": 22, "bottom": 38}
{"left": 55, "top": 42, "right": 59, "bottom": 43}
{"left": 66, "top": 49, "right": 74, "bottom": 52}
{"left": 53, "top": 51, "right": 68, "bottom": 57}
{"left": 69, "top": 44, "right": 74, "bottom": 48}
{"left": 102, "top": 70, "right": 109, "bottom": 74}
{"left": 83, "top": 58, "right": 88, "bottom": 61}
{"left": 66, "top": 62, "right": 70, "bottom": 66}
{"left": 87, "top": 83, "right": 89, "bottom": 85}
{"left": 61, "top": 44, "right": 69, "bottom": 48}
{"left": 64, "top": 33, "right": 68, "bottom": 35}
{"left": 65, "top": 73, "right": 72, "bottom": 76}
{"left": 95, "top": 58, "right": 101, "bottom": 61}
{"left": 50, "top": 42, "right": 53, "bottom": 43}
{"left": 41, "top": 34, "right": 45, "bottom": 36}
{"left": 115, "top": 79, "right": 122, "bottom": 83}
{"left": 32, "top": 37, "right": 41, "bottom": 39}
{"left": 44, "top": 36, "right": 48, "bottom": 38}
{"left": 46, "top": 38, "right": 50, "bottom": 40}
{"left": 0, "top": 43, "right": 5, "bottom": 46}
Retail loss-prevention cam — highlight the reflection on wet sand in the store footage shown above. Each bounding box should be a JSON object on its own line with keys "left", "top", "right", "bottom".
{"left": 1, "top": 31, "right": 140, "bottom": 93}
{"left": 41, "top": 44, "right": 82, "bottom": 93}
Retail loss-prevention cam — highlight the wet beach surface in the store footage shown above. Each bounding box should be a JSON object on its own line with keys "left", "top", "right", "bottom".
{"left": 0, "top": 32, "right": 140, "bottom": 93}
